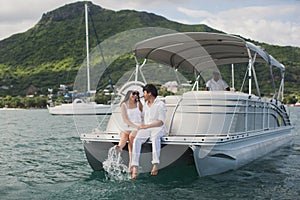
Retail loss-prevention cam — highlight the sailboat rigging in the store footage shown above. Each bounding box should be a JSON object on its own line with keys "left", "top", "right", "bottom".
{"left": 47, "top": 2, "right": 113, "bottom": 115}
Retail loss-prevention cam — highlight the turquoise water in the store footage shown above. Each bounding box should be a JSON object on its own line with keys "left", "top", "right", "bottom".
{"left": 0, "top": 108, "right": 299, "bottom": 200}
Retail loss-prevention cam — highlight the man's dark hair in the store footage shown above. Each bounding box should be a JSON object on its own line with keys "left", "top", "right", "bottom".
{"left": 143, "top": 84, "right": 158, "bottom": 97}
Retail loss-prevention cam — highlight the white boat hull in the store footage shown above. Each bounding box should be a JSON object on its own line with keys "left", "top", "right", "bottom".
{"left": 47, "top": 100, "right": 112, "bottom": 115}
{"left": 192, "top": 127, "right": 294, "bottom": 176}
{"left": 81, "top": 126, "right": 293, "bottom": 176}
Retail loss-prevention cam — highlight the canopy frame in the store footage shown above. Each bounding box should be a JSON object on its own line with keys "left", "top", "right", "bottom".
{"left": 133, "top": 32, "right": 285, "bottom": 100}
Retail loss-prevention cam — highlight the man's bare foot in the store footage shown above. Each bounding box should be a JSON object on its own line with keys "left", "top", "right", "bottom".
{"left": 150, "top": 164, "right": 158, "bottom": 176}
{"left": 131, "top": 166, "right": 138, "bottom": 179}
{"left": 127, "top": 165, "right": 132, "bottom": 173}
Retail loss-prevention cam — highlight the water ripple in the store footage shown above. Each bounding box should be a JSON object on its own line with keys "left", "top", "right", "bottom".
{"left": 1, "top": 109, "right": 300, "bottom": 200}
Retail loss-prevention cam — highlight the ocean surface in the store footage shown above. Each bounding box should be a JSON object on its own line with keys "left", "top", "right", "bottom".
{"left": 0, "top": 107, "right": 299, "bottom": 200}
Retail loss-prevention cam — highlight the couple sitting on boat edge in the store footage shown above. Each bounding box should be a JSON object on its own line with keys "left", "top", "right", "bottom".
{"left": 115, "top": 83, "right": 167, "bottom": 179}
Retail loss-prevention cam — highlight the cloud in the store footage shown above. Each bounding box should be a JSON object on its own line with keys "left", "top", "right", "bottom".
{"left": 94, "top": 0, "right": 185, "bottom": 11}
{"left": 0, "top": 20, "right": 34, "bottom": 39}
{"left": 177, "top": 5, "right": 300, "bottom": 47}
{"left": 0, "top": 0, "right": 299, "bottom": 47}
{"left": 0, "top": 0, "right": 74, "bottom": 39}
{"left": 0, "top": 0, "right": 184, "bottom": 39}
{"left": 0, "top": 0, "right": 72, "bottom": 21}
{"left": 177, "top": 7, "right": 212, "bottom": 18}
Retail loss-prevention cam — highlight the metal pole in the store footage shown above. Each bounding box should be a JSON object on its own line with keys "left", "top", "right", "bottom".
{"left": 85, "top": 3, "right": 90, "bottom": 94}
{"left": 231, "top": 64, "right": 234, "bottom": 90}
{"left": 246, "top": 47, "right": 252, "bottom": 95}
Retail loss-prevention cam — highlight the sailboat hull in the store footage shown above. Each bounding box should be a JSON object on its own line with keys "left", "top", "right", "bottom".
{"left": 47, "top": 100, "right": 112, "bottom": 115}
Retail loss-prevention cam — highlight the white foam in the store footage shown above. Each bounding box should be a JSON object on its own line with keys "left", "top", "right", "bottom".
{"left": 102, "top": 146, "right": 130, "bottom": 181}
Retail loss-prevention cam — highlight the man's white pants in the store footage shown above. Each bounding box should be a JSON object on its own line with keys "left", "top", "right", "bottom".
{"left": 131, "top": 126, "right": 165, "bottom": 166}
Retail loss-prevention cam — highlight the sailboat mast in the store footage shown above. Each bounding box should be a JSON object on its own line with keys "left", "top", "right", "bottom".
{"left": 85, "top": 3, "right": 90, "bottom": 94}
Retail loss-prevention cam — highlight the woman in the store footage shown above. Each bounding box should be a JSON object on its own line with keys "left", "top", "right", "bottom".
{"left": 115, "top": 90, "right": 143, "bottom": 171}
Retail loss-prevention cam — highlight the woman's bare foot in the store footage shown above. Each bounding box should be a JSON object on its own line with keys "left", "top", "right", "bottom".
{"left": 131, "top": 166, "right": 138, "bottom": 179}
{"left": 114, "top": 145, "right": 122, "bottom": 153}
{"left": 150, "top": 163, "right": 158, "bottom": 176}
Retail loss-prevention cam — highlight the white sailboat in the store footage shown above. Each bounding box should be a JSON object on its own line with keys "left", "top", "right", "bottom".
{"left": 47, "top": 3, "right": 112, "bottom": 115}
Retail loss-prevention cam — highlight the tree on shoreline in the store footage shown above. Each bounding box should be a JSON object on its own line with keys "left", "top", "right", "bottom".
{"left": 0, "top": 96, "right": 47, "bottom": 109}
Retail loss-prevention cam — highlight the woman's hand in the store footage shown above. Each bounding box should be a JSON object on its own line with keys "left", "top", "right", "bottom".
{"left": 139, "top": 123, "right": 149, "bottom": 129}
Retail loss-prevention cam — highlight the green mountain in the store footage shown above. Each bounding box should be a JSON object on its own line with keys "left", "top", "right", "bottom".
{"left": 0, "top": 1, "right": 299, "bottom": 99}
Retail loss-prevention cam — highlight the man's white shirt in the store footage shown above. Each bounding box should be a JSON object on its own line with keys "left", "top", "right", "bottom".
{"left": 143, "top": 98, "right": 166, "bottom": 126}
{"left": 206, "top": 79, "right": 229, "bottom": 91}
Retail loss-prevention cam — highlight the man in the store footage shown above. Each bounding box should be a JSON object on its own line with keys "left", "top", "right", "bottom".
{"left": 131, "top": 84, "right": 167, "bottom": 179}
{"left": 205, "top": 71, "right": 230, "bottom": 91}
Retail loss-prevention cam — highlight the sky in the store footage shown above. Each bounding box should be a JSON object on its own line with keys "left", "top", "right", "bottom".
{"left": 0, "top": 0, "right": 300, "bottom": 47}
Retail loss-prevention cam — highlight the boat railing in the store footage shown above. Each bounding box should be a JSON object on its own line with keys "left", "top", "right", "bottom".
{"left": 164, "top": 91, "right": 292, "bottom": 137}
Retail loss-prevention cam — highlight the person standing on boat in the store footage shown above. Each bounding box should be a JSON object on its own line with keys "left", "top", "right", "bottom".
{"left": 205, "top": 70, "right": 230, "bottom": 91}
{"left": 115, "top": 90, "right": 143, "bottom": 171}
{"left": 131, "top": 84, "right": 167, "bottom": 179}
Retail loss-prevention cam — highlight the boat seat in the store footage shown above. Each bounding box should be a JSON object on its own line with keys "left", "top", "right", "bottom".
{"left": 164, "top": 95, "right": 181, "bottom": 135}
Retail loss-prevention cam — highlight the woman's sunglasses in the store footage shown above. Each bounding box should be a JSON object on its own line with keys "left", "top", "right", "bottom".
{"left": 132, "top": 91, "right": 139, "bottom": 96}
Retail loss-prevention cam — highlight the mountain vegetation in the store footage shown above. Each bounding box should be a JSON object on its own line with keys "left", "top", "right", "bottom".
{"left": 0, "top": 1, "right": 299, "bottom": 107}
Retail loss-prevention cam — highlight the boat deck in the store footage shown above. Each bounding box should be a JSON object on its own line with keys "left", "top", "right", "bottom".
{"left": 80, "top": 125, "right": 293, "bottom": 146}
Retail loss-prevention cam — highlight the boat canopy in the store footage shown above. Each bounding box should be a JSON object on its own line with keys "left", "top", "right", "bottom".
{"left": 133, "top": 32, "right": 285, "bottom": 72}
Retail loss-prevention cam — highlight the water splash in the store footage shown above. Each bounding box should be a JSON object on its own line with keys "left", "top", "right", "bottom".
{"left": 102, "top": 146, "right": 130, "bottom": 181}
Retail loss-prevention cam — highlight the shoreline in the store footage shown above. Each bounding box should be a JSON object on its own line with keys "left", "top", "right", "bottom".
{"left": 0, "top": 108, "right": 46, "bottom": 110}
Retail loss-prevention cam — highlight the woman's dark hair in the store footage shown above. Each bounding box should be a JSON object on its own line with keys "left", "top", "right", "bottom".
{"left": 143, "top": 84, "right": 158, "bottom": 97}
